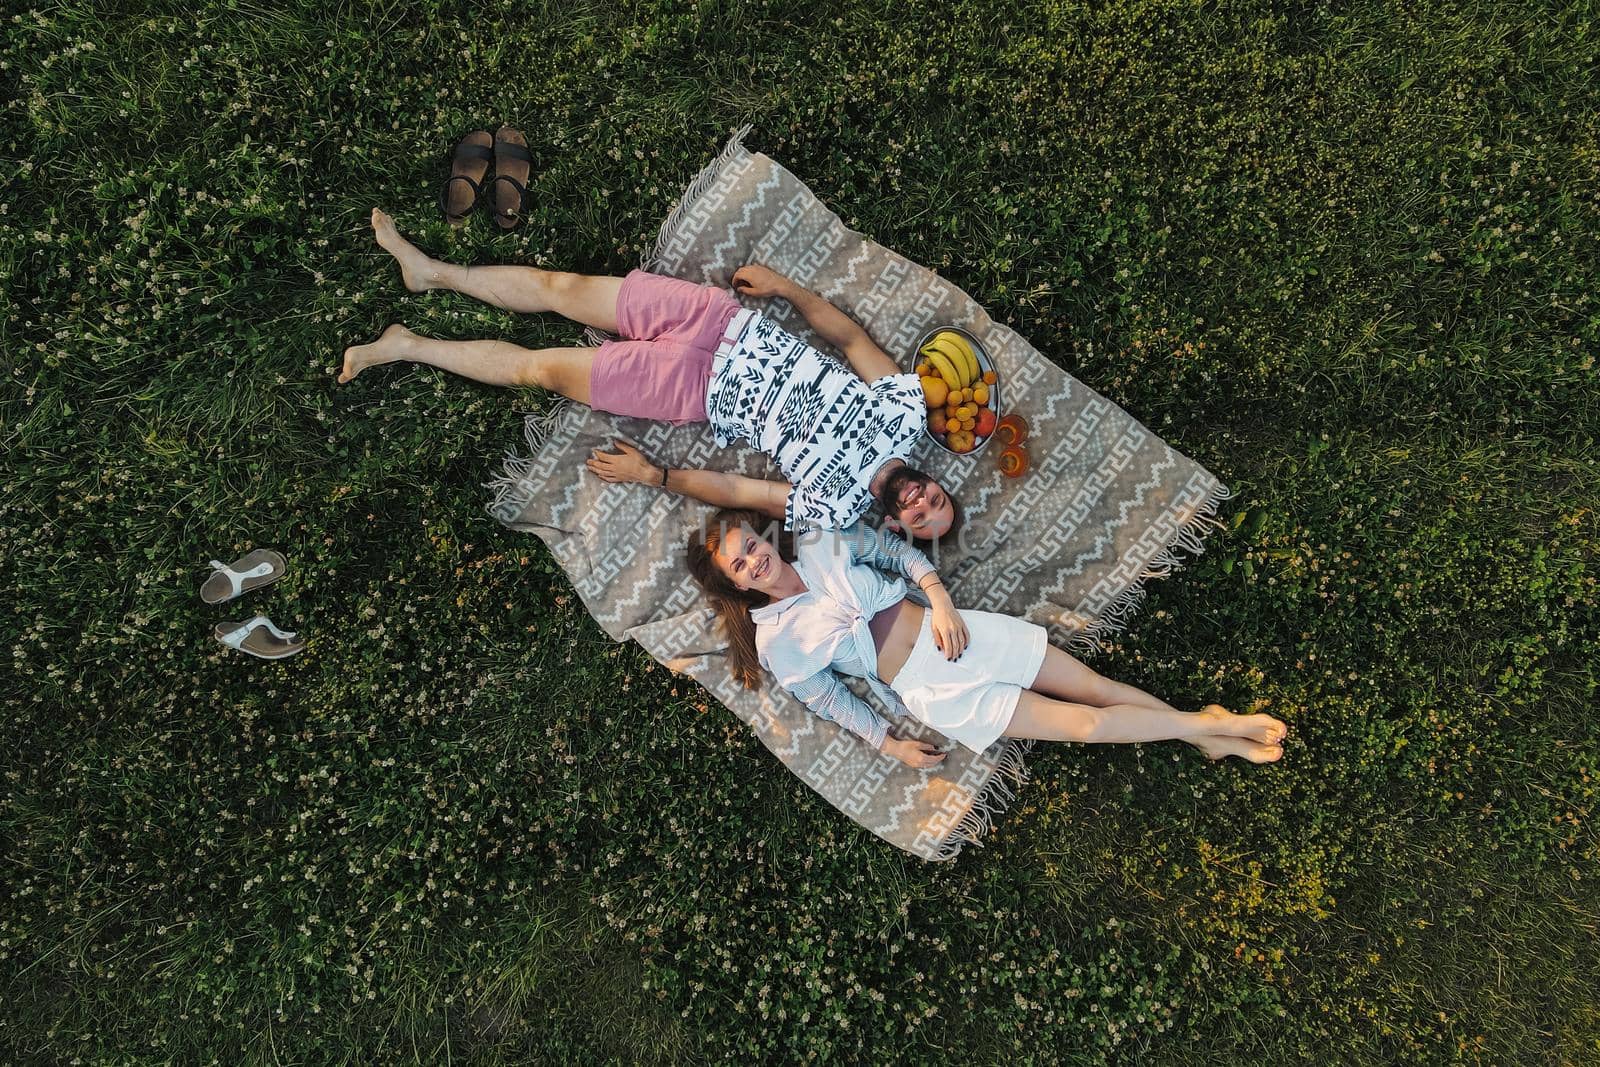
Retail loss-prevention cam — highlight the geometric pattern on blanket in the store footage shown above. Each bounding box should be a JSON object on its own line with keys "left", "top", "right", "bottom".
{"left": 488, "top": 127, "right": 1230, "bottom": 860}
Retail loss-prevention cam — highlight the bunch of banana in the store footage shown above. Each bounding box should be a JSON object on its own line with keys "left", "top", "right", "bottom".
{"left": 919, "top": 330, "right": 981, "bottom": 392}
{"left": 917, "top": 328, "right": 999, "bottom": 453}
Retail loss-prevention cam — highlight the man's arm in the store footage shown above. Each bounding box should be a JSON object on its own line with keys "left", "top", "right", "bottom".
{"left": 585, "top": 442, "right": 788, "bottom": 519}
{"left": 733, "top": 264, "right": 902, "bottom": 384}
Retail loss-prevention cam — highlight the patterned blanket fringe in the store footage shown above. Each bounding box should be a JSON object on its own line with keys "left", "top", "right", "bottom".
{"left": 483, "top": 403, "right": 571, "bottom": 520}
{"left": 640, "top": 123, "right": 754, "bottom": 274}
{"left": 1067, "top": 481, "right": 1236, "bottom": 657}
{"left": 933, "top": 738, "right": 1037, "bottom": 861}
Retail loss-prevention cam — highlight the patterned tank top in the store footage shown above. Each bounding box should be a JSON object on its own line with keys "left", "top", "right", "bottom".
{"left": 706, "top": 310, "right": 927, "bottom": 530}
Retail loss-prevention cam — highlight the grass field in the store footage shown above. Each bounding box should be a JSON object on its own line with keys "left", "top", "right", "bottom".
{"left": 3, "top": 0, "right": 1598, "bottom": 1062}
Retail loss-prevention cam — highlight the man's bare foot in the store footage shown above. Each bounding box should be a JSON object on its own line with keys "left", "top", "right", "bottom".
{"left": 1191, "top": 734, "right": 1285, "bottom": 763}
{"left": 339, "top": 324, "right": 415, "bottom": 383}
{"left": 1198, "top": 705, "right": 1287, "bottom": 745}
{"left": 371, "top": 208, "right": 443, "bottom": 293}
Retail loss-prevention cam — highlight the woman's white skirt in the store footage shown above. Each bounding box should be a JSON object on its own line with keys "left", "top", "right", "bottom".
{"left": 890, "top": 609, "right": 1048, "bottom": 753}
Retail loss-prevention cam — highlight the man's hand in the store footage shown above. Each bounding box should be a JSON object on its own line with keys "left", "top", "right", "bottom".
{"left": 732, "top": 263, "right": 794, "bottom": 300}
{"left": 881, "top": 735, "right": 948, "bottom": 768}
{"left": 586, "top": 441, "right": 660, "bottom": 485}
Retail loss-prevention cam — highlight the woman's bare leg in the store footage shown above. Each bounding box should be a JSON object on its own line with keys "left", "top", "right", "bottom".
{"left": 338, "top": 324, "right": 594, "bottom": 399}
{"left": 368, "top": 208, "right": 625, "bottom": 333}
{"left": 1027, "top": 644, "right": 1287, "bottom": 755}
{"left": 1003, "top": 690, "right": 1284, "bottom": 762}
{"left": 1029, "top": 644, "right": 1181, "bottom": 712}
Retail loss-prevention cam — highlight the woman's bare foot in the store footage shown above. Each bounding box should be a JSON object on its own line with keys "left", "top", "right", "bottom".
{"left": 1197, "top": 705, "right": 1287, "bottom": 745}
{"left": 1191, "top": 734, "right": 1285, "bottom": 763}
{"left": 339, "top": 324, "right": 415, "bottom": 383}
{"left": 371, "top": 208, "right": 443, "bottom": 292}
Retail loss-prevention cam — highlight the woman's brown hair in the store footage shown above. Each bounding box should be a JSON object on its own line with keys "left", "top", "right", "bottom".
{"left": 685, "top": 508, "right": 795, "bottom": 690}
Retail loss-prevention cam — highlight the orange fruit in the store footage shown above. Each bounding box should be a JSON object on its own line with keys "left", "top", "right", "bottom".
{"left": 920, "top": 376, "right": 949, "bottom": 408}
{"left": 972, "top": 383, "right": 989, "bottom": 406}
{"left": 983, "top": 370, "right": 998, "bottom": 385}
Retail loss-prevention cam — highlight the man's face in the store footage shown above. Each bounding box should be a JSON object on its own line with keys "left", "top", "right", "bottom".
{"left": 892, "top": 477, "right": 955, "bottom": 540}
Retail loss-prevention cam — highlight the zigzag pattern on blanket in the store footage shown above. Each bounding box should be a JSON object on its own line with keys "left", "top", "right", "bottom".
{"left": 488, "top": 127, "right": 1230, "bottom": 861}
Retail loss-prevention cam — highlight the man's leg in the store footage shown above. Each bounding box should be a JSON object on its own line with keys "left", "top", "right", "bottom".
{"left": 339, "top": 324, "right": 594, "bottom": 400}
{"left": 370, "top": 208, "right": 624, "bottom": 334}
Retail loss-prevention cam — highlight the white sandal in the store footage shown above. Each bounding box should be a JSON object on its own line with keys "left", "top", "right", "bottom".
{"left": 200, "top": 549, "right": 287, "bottom": 605}
{"left": 213, "top": 615, "right": 305, "bottom": 660}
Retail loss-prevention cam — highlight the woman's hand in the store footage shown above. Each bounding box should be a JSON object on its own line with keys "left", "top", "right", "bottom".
{"left": 881, "top": 735, "right": 947, "bottom": 768}
{"left": 926, "top": 590, "right": 969, "bottom": 661}
{"left": 585, "top": 441, "right": 660, "bottom": 485}
{"left": 731, "top": 263, "right": 793, "bottom": 300}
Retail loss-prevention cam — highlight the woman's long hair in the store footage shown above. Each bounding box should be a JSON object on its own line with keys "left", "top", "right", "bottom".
{"left": 685, "top": 508, "right": 795, "bottom": 690}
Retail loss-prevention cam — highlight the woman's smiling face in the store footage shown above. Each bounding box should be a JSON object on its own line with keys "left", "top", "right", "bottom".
{"left": 714, "top": 523, "right": 786, "bottom": 594}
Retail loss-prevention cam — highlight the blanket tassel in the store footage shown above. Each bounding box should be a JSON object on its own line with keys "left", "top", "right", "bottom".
{"left": 483, "top": 404, "right": 572, "bottom": 521}
{"left": 933, "top": 738, "right": 1038, "bottom": 861}
{"left": 641, "top": 122, "right": 754, "bottom": 275}
{"left": 1067, "top": 481, "right": 1235, "bottom": 657}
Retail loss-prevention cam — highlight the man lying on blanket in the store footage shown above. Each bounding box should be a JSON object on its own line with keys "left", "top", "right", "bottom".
{"left": 340, "top": 209, "right": 958, "bottom": 541}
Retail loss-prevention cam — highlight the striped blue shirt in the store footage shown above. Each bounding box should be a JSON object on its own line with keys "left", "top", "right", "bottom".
{"left": 751, "top": 524, "right": 936, "bottom": 748}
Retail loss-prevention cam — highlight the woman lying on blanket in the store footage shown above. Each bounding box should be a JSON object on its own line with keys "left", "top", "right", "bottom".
{"left": 687, "top": 508, "right": 1288, "bottom": 768}
{"left": 341, "top": 209, "right": 959, "bottom": 539}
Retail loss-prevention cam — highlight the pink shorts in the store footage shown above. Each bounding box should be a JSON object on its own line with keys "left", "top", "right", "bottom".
{"left": 588, "top": 269, "right": 742, "bottom": 424}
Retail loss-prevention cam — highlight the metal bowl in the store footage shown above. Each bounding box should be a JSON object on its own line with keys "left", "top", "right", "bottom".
{"left": 910, "top": 325, "right": 1001, "bottom": 456}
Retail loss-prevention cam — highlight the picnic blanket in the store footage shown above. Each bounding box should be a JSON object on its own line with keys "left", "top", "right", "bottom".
{"left": 488, "top": 126, "right": 1230, "bottom": 860}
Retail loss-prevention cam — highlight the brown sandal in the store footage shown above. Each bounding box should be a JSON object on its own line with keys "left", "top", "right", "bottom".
{"left": 439, "top": 130, "right": 493, "bottom": 225}
{"left": 200, "top": 548, "right": 287, "bottom": 604}
{"left": 214, "top": 616, "right": 305, "bottom": 660}
{"left": 489, "top": 125, "right": 532, "bottom": 231}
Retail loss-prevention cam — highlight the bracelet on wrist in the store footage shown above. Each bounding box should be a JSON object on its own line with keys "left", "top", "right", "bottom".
{"left": 659, "top": 466, "right": 670, "bottom": 487}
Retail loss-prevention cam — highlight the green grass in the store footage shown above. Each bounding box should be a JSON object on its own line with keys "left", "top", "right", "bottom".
{"left": 3, "top": 0, "right": 1597, "bottom": 1062}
